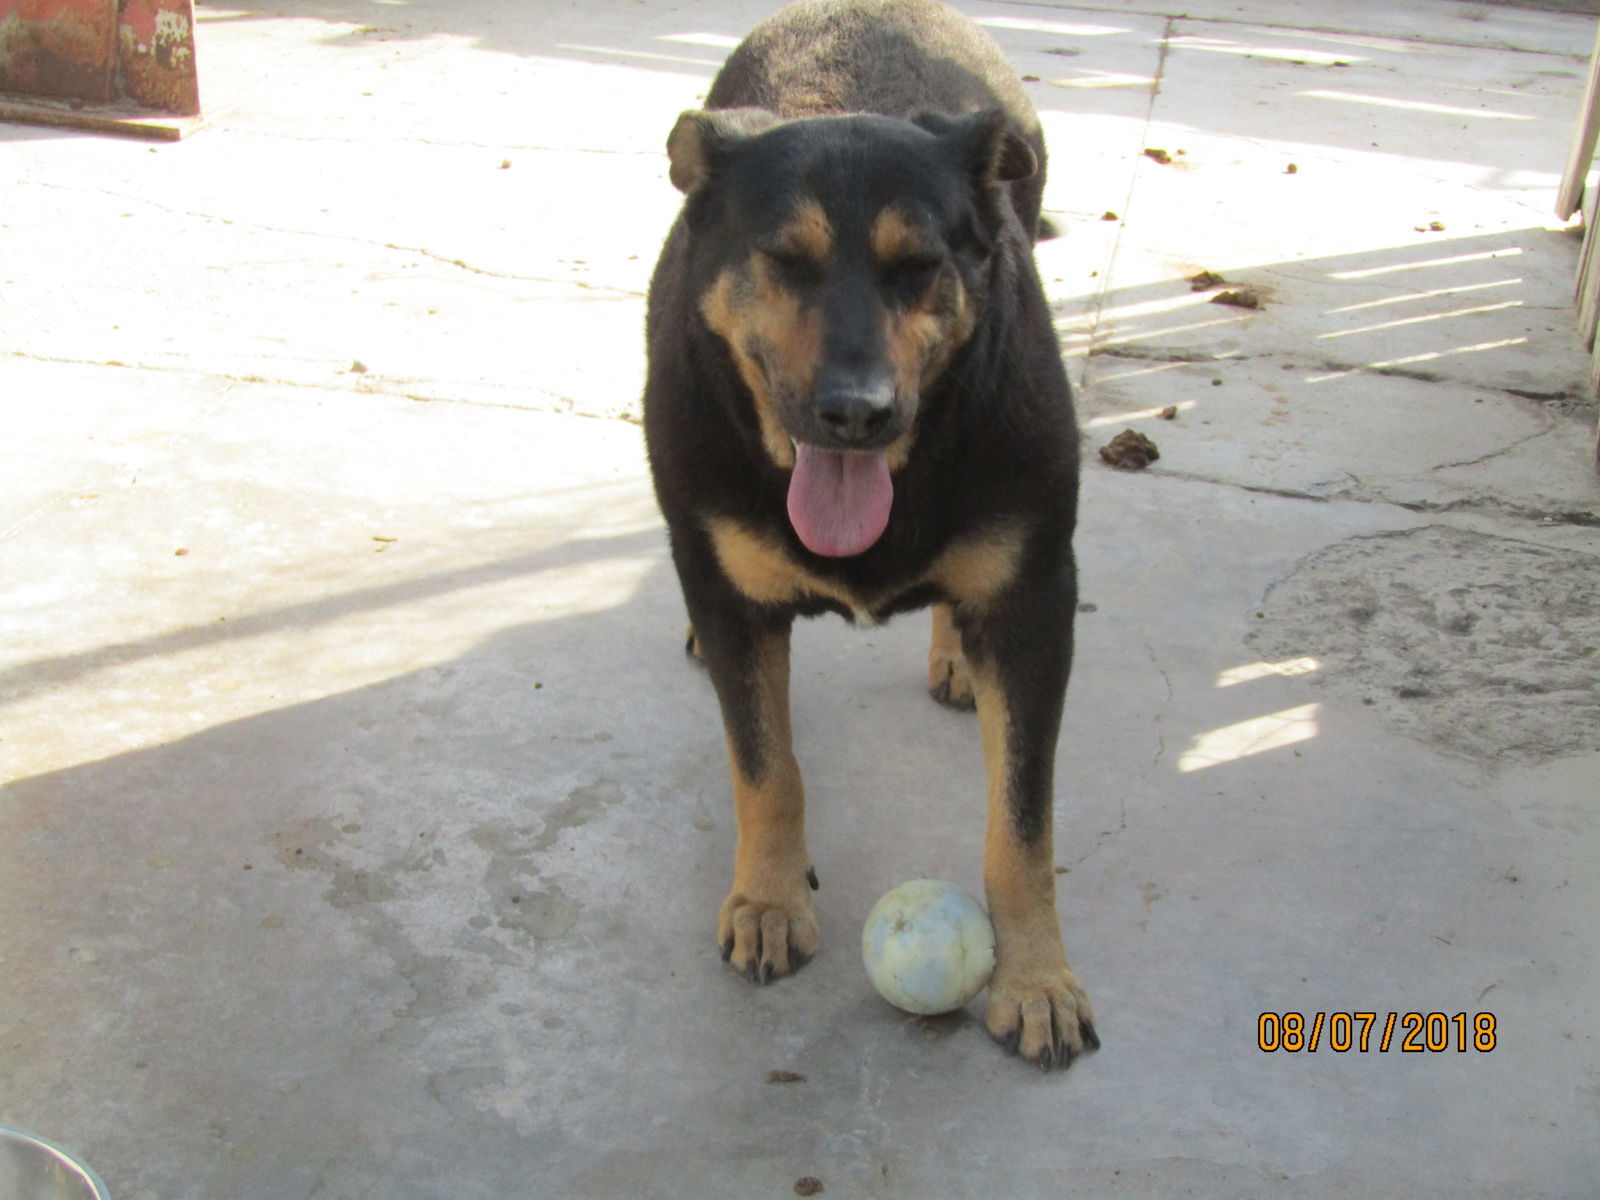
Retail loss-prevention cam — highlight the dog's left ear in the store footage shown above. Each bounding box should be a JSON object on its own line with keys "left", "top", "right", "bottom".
{"left": 913, "top": 108, "right": 1037, "bottom": 185}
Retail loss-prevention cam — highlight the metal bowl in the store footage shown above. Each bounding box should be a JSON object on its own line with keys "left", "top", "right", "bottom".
{"left": 0, "top": 1126, "right": 111, "bottom": 1200}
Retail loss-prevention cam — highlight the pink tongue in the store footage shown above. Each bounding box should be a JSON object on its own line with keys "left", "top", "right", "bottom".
{"left": 786, "top": 444, "right": 893, "bottom": 557}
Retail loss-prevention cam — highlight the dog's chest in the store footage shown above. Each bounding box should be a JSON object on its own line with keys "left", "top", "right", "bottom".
{"left": 707, "top": 516, "right": 1023, "bottom": 620}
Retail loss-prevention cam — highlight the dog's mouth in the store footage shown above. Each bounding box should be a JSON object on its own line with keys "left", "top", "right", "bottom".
{"left": 786, "top": 442, "right": 893, "bottom": 558}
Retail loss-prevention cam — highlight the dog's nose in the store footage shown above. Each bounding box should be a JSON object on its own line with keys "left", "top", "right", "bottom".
{"left": 814, "top": 378, "right": 895, "bottom": 445}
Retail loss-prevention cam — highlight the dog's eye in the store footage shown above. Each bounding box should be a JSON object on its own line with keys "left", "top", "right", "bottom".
{"left": 760, "top": 248, "right": 823, "bottom": 283}
{"left": 885, "top": 257, "right": 943, "bottom": 295}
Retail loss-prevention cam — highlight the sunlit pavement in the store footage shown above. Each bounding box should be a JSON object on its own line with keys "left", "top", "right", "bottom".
{"left": 3, "top": 2, "right": 1598, "bottom": 1197}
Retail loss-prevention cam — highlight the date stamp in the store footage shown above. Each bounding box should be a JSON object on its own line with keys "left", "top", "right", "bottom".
{"left": 1258, "top": 1011, "right": 1497, "bottom": 1053}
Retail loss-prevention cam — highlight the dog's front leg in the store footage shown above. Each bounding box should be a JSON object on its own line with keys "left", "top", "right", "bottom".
{"left": 689, "top": 601, "right": 820, "bottom": 983}
{"left": 961, "top": 582, "right": 1099, "bottom": 1069}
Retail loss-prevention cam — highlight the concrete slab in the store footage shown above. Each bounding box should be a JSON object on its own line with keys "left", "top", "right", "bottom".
{"left": 2, "top": 3, "right": 1597, "bottom": 1199}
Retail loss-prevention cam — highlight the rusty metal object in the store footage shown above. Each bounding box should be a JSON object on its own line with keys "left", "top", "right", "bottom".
{"left": 118, "top": 0, "right": 198, "bottom": 114}
{"left": 0, "top": 0, "right": 117, "bottom": 101}
{"left": 0, "top": 0, "right": 200, "bottom": 138}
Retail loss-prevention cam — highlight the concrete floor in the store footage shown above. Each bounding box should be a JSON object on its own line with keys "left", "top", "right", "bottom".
{"left": 3, "top": 1, "right": 1599, "bottom": 1197}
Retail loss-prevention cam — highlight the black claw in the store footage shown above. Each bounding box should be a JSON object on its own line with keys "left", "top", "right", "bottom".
{"left": 806, "top": 867, "right": 819, "bottom": 891}
{"left": 789, "top": 945, "right": 812, "bottom": 972}
{"left": 1082, "top": 1020, "right": 1100, "bottom": 1051}
{"left": 760, "top": 960, "right": 775, "bottom": 985}
{"left": 720, "top": 938, "right": 734, "bottom": 963}
{"left": 993, "top": 1028, "right": 1021, "bottom": 1057}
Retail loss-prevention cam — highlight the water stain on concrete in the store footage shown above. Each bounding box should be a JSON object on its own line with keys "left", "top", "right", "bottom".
{"left": 531, "top": 776, "right": 625, "bottom": 854}
{"left": 1250, "top": 526, "right": 1600, "bottom": 761}
{"left": 272, "top": 817, "right": 396, "bottom": 908}
{"left": 470, "top": 776, "right": 626, "bottom": 942}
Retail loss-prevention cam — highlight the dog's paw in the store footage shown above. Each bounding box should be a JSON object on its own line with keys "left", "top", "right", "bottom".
{"left": 927, "top": 645, "right": 976, "bottom": 710}
{"left": 985, "top": 963, "right": 1098, "bottom": 1071}
{"left": 717, "top": 876, "right": 820, "bottom": 984}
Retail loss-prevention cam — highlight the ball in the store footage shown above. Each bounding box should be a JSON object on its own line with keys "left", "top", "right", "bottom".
{"left": 860, "top": 879, "right": 996, "bottom": 1015}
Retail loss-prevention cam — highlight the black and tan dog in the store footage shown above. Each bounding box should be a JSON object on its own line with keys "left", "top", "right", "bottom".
{"left": 643, "top": 0, "right": 1096, "bottom": 1069}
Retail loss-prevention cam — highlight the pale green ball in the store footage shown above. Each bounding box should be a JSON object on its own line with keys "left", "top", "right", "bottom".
{"left": 861, "top": 879, "right": 996, "bottom": 1015}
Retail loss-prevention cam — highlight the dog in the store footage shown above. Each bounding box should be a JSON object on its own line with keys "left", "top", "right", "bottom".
{"left": 643, "top": 0, "right": 1096, "bottom": 1069}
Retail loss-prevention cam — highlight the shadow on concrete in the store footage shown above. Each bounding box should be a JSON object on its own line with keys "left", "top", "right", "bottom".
{"left": 0, "top": 525, "right": 665, "bottom": 708}
{"left": 7, "top": 427, "right": 1580, "bottom": 1193}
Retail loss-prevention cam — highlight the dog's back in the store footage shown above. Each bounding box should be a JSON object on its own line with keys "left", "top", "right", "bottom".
{"left": 705, "top": 0, "right": 1047, "bottom": 236}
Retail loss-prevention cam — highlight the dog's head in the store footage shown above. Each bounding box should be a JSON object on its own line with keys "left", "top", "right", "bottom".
{"left": 667, "top": 107, "right": 1036, "bottom": 556}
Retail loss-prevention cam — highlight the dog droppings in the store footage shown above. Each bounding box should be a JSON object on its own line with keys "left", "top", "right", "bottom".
{"left": 1285, "top": 162, "right": 1299, "bottom": 174}
{"left": 766, "top": 1069, "right": 806, "bottom": 1083}
{"left": 1021, "top": 73, "right": 1040, "bottom": 81}
{"left": 1143, "top": 147, "right": 1171, "bottom": 164}
{"left": 1099, "top": 429, "right": 1160, "bottom": 470}
{"left": 1101, "top": 211, "right": 1119, "bottom": 221}
{"left": 795, "top": 1179, "right": 824, "bottom": 1197}
{"left": 1159, "top": 405, "right": 1179, "bottom": 420}
{"left": 1189, "top": 270, "right": 1226, "bottom": 291}
{"left": 1210, "top": 288, "right": 1261, "bottom": 309}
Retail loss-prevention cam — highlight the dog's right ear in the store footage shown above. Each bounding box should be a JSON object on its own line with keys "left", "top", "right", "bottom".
{"left": 667, "top": 108, "right": 783, "bottom": 194}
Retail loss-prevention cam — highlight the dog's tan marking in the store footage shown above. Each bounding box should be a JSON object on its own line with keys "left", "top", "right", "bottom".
{"left": 928, "top": 521, "right": 1024, "bottom": 610}
{"left": 717, "top": 629, "right": 819, "bottom": 981}
{"left": 927, "top": 603, "right": 975, "bottom": 708}
{"left": 776, "top": 197, "right": 833, "bottom": 263}
{"left": 870, "top": 206, "right": 930, "bottom": 263}
{"left": 968, "top": 660, "right": 1096, "bottom": 1067}
{"left": 887, "top": 307, "right": 948, "bottom": 391}
{"left": 707, "top": 517, "right": 861, "bottom": 610}
{"left": 710, "top": 517, "right": 1023, "bottom": 618}
{"left": 873, "top": 206, "right": 976, "bottom": 391}
{"left": 700, "top": 265, "right": 804, "bottom": 469}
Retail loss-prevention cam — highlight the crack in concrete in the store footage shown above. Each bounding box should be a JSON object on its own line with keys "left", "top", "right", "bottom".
{"left": 1143, "top": 636, "right": 1173, "bottom": 771}
{"left": 231, "top": 129, "right": 658, "bottom": 156}
{"left": 1070, "top": 798, "right": 1128, "bottom": 871}
{"left": 3, "top": 349, "right": 603, "bottom": 415}
{"left": 23, "top": 179, "right": 647, "bottom": 296}
{"left": 1395, "top": 496, "right": 1600, "bottom": 528}
{"left": 1137, "top": 464, "right": 1600, "bottom": 530}
{"left": 1425, "top": 423, "right": 1558, "bottom": 471}
{"left": 1066, "top": 641, "right": 1163, "bottom": 870}
{"left": 1081, "top": 17, "right": 1176, "bottom": 353}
